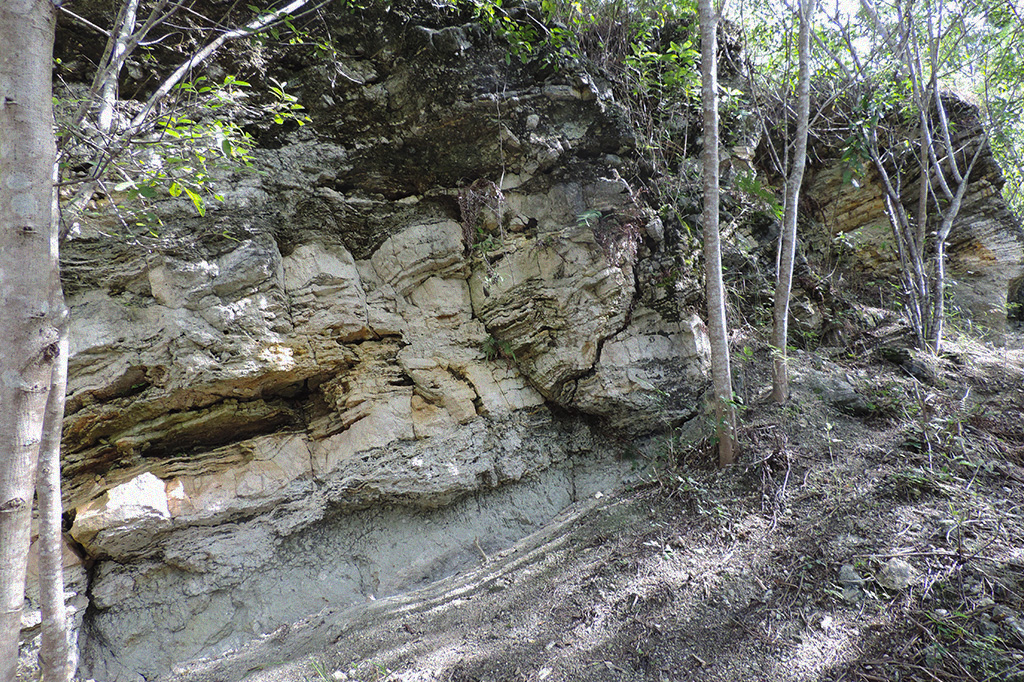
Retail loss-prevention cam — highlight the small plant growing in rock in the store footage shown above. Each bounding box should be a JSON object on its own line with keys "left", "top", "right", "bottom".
{"left": 482, "top": 334, "right": 516, "bottom": 363}
{"left": 580, "top": 204, "right": 646, "bottom": 267}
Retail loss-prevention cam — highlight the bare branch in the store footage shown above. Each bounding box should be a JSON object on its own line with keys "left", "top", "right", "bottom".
{"left": 57, "top": 6, "right": 111, "bottom": 37}
{"left": 131, "top": 0, "right": 326, "bottom": 129}
{"left": 935, "top": 135, "right": 987, "bottom": 242}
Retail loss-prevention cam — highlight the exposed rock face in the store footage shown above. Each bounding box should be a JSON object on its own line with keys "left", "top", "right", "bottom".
{"left": 805, "top": 99, "right": 1024, "bottom": 333}
{"left": 27, "top": 5, "right": 1023, "bottom": 680}
{"left": 31, "top": 4, "right": 711, "bottom": 680}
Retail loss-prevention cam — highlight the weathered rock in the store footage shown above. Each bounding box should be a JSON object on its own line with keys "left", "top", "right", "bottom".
{"left": 877, "top": 346, "right": 941, "bottom": 384}
{"left": 806, "top": 100, "right": 1024, "bottom": 334}
{"left": 34, "top": 3, "right": 1024, "bottom": 680}
{"left": 39, "top": 3, "right": 714, "bottom": 680}
{"left": 573, "top": 307, "right": 710, "bottom": 431}
{"left": 877, "top": 558, "right": 919, "bottom": 591}
{"left": 838, "top": 563, "right": 866, "bottom": 602}
{"left": 71, "top": 472, "right": 171, "bottom": 556}
{"left": 838, "top": 563, "right": 865, "bottom": 587}
{"left": 796, "top": 357, "right": 873, "bottom": 416}
{"left": 77, "top": 417, "right": 631, "bottom": 682}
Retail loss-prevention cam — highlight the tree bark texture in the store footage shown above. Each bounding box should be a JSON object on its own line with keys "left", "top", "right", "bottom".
{"left": 0, "top": 2, "right": 60, "bottom": 680}
{"left": 36, "top": 329, "right": 72, "bottom": 682}
{"left": 698, "top": 0, "right": 736, "bottom": 466}
{"left": 771, "top": 0, "right": 815, "bottom": 403}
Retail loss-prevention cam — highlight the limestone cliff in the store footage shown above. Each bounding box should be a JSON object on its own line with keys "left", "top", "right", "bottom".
{"left": 31, "top": 3, "right": 710, "bottom": 680}
{"left": 19, "top": 3, "right": 1023, "bottom": 681}
{"left": 804, "top": 95, "right": 1024, "bottom": 332}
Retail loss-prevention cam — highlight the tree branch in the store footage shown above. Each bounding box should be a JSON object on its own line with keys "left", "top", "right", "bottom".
{"left": 130, "top": 0, "right": 324, "bottom": 129}
{"left": 57, "top": 6, "right": 110, "bottom": 37}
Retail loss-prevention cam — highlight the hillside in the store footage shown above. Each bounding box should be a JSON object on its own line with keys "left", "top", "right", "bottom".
{"left": 13, "top": 1, "right": 1024, "bottom": 680}
{"left": 160, "top": 325, "right": 1024, "bottom": 682}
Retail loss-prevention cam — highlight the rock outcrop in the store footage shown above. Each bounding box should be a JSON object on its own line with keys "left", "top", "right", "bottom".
{"left": 22, "top": 4, "right": 1023, "bottom": 681}
{"left": 805, "top": 97, "right": 1024, "bottom": 333}
{"left": 29, "top": 4, "right": 711, "bottom": 680}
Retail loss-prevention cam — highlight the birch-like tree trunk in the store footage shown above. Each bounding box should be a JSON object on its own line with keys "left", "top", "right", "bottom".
{"left": 0, "top": 2, "right": 61, "bottom": 681}
{"left": 36, "top": 328, "right": 72, "bottom": 682}
{"left": 2, "top": 2, "right": 328, "bottom": 677}
{"left": 771, "top": 0, "right": 815, "bottom": 403}
{"left": 699, "top": 0, "right": 737, "bottom": 466}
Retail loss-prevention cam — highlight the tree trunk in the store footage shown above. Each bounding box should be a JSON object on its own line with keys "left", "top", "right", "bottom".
{"left": 928, "top": 239, "right": 946, "bottom": 353}
{"left": 36, "top": 328, "right": 72, "bottom": 682}
{"left": 98, "top": 0, "right": 141, "bottom": 135}
{"left": 926, "top": 137, "right": 985, "bottom": 353}
{"left": 771, "top": 0, "right": 815, "bottom": 404}
{"left": 0, "top": 2, "right": 60, "bottom": 681}
{"left": 699, "top": 0, "right": 736, "bottom": 466}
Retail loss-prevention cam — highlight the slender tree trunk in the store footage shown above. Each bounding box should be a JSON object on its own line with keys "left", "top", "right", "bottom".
{"left": 771, "top": 0, "right": 815, "bottom": 404}
{"left": 36, "top": 327, "right": 72, "bottom": 682}
{"left": 926, "top": 138, "right": 984, "bottom": 352}
{"left": 848, "top": 0, "right": 990, "bottom": 355}
{"left": 699, "top": 0, "right": 736, "bottom": 466}
{"left": 928, "top": 239, "right": 946, "bottom": 353}
{"left": 64, "top": 0, "right": 144, "bottom": 216}
{"left": 0, "top": 2, "right": 60, "bottom": 681}
{"left": 65, "top": 0, "right": 175, "bottom": 138}
{"left": 98, "top": 0, "right": 141, "bottom": 136}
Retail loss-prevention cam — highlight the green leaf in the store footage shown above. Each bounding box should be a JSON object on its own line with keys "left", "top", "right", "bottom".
{"left": 184, "top": 187, "right": 206, "bottom": 216}
{"left": 168, "top": 182, "right": 183, "bottom": 198}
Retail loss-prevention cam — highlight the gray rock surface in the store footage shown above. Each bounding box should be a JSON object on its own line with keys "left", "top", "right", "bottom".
{"left": 35, "top": 4, "right": 713, "bottom": 680}
{"left": 79, "top": 419, "right": 631, "bottom": 681}
{"left": 838, "top": 563, "right": 865, "bottom": 602}
{"left": 795, "top": 356, "right": 873, "bottom": 416}
{"left": 30, "top": 2, "right": 1024, "bottom": 680}
{"left": 877, "top": 558, "right": 919, "bottom": 592}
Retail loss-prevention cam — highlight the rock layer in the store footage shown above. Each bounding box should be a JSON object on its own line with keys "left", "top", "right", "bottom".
{"left": 805, "top": 101, "right": 1024, "bottom": 332}
{"left": 34, "top": 4, "right": 712, "bottom": 680}
{"left": 27, "top": 4, "right": 1024, "bottom": 680}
